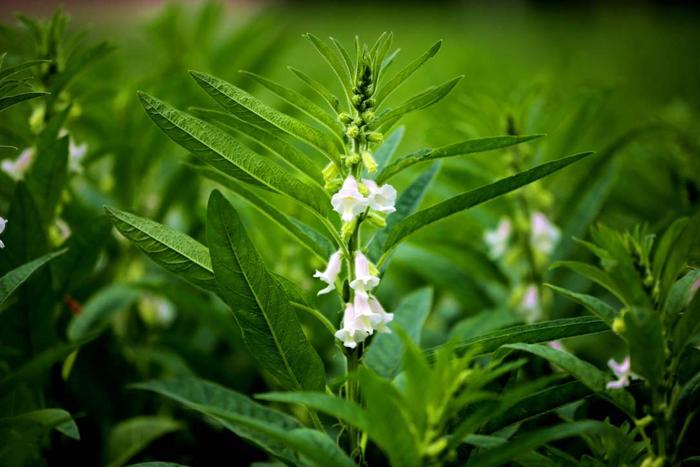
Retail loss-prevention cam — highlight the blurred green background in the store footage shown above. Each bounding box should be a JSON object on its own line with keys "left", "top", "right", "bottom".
{"left": 0, "top": 1, "right": 698, "bottom": 465}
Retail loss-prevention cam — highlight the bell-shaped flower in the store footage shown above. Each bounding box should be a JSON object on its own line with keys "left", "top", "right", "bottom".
{"left": 362, "top": 179, "right": 396, "bottom": 215}
{"left": 334, "top": 303, "right": 372, "bottom": 348}
{"left": 331, "top": 176, "right": 368, "bottom": 222}
{"left": 353, "top": 291, "right": 394, "bottom": 333}
{"left": 530, "top": 212, "right": 560, "bottom": 256}
{"left": 313, "top": 250, "right": 343, "bottom": 295}
{"left": 1, "top": 148, "right": 35, "bottom": 181}
{"left": 518, "top": 284, "right": 542, "bottom": 323}
{"left": 350, "top": 251, "right": 380, "bottom": 292}
{"left": 484, "top": 218, "right": 512, "bottom": 259}
{"left": 0, "top": 216, "right": 7, "bottom": 249}
{"left": 606, "top": 356, "right": 633, "bottom": 389}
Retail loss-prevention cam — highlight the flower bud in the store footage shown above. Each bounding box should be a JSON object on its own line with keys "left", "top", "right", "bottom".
{"left": 367, "top": 131, "right": 383, "bottom": 143}
{"left": 366, "top": 210, "right": 386, "bottom": 228}
{"left": 612, "top": 316, "right": 626, "bottom": 334}
{"left": 324, "top": 177, "right": 342, "bottom": 192}
{"left": 361, "top": 110, "right": 375, "bottom": 124}
{"left": 341, "top": 218, "right": 357, "bottom": 241}
{"left": 338, "top": 112, "right": 352, "bottom": 124}
{"left": 322, "top": 162, "right": 339, "bottom": 182}
{"left": 351, "top": 94, "right": 363, "bottom": 106}
{"left": 361, "top": 151, "right": 377, "bottom": 173}
{"left": 344, "top": 152, "right": 360, "bottom": 167}
{"left": 365, "top": 83, "right": 375, "bottom": 96}
{"left": 635, "top": 415, "right": 653, "bottom": 428}
{"left": 346, "top": 125, "right": 360, "bottom": 139}
{"left": 357, "top": 181, "right": 369, "bottom": 197}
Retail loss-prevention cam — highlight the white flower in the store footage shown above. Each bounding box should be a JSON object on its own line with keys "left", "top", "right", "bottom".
{"left": 530, "top": 212, "right": 560, "bottom": 256}
{"left": 548, "top": 340, "right": 564, "bottom": 351}
{"left": 313, "top": 250, "right": 343, "bottom": 295}
{"left": 334, "top": 303, "right": 372, "bottom": 348}
{"left": 1, "top": 148, "right": 35, "bottom": 181}
{"left": 0, "top": 216, "right": 7, "bottom": 249}
{"left": 484, "top": 218, "right": 512, "bottom": 259}
{"left": 362, "top": 179, "right": 396, "bottom": 215}
{"left": 606, "top": 356, "right": 633, "bottom": 389}
{"left": 331, "top": 176, "right": 368, "bottom": 222}
{"left": 68, "top": 140, "right": 88, "bottom": 174}
{"left": 349, "top": 251, "right": 380, "bottom": 292}
{"left": 366, "top": 294, "right": 393, "bottom": 333}
{"left": 518, "top": 284, "right": 542, "bottom": 323}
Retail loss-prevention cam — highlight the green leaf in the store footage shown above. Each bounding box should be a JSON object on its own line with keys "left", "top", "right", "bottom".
{"left": 672, "top": 291, "right": 700, "bottom": 355}
{"left": 239, "top": 71, "right": 344, "bottom": 145}
{"left": 192, "top": 165, "right": 335, "bottom": 261}
{"left": 107, "top": 416, "right": 182, "bottom": 467}
{"left": 190, "top": 107, "right": 323, "bottom": 186}
{"left": 288, "top": 66, "right": 339, "bottom": 112}
{"left": 664, "top": 269, "right": 700, "bottom": 316}
{"left": 623, "top": 307, "right": 665, "bottom": 387}
{"left": 358, "top": 367, "right": 421, "bottom": 467}
{"left": 427, "top": 316, "right": 609, "bottom": 358}
{"left": 504, "top": 343, "right": 635, "bottom": 415}
{"left": 373, "top": 126, "right": 404, "bottom": 173}
{"left": 0, "top": 249, "right": 66, "bottom": 306}
{"left": 377, "top": 134, "right": 544, "bottom": 183}
{"left": 105, "top": 207, "right": 217, "bottom": 293}
{"left": 381, "top": 152, "right": 593, "bottom": 258}
{"left": 370, "top": 76, "right": 463, "bottom": 130}
{"left": 190, "top": 71, "right": 340, "bottom": 164}
{"left": 484, "top": 381, "right": 591, "bottom": 433}
{"left": 256, "top": 392, "right": 368, "bottom": 431}
{"left": 330, "top": 36, "right": 355, "bottom": 81}
{"left": 138, "top": 92, "right": 329, "bottom": 215}
{"left": 0, "top": 59, "right": 49, "bottom": 82}
{"left": 546, "top": 284, "right": 617, "bottom": 326}
{"left": 207, "top": 191, "right": 325, "bottom": 391}
{"left": 552, "top": 260, "right": 627, "bottom": 306}
{"left": 26, "top": 135, "right": 69, "bottom": 225}
{"left": 0, "top": 92, "right": 48, "bottom": 112}
{"left": 364, "top": 287, "right": 433, "bottom": 379}
{"left": 449, "top": 308, "right": 521, "bottom": 342}
{"left": 0, "top": 409, "right": 80, "bottom": 462}
{"left": 658, "top": 213, "right": 700, "bottom": 304}
{"left": 132, "top": 378, "right": 303, "bottom": 464}
{"left": 375, "top": 40, "right": 442, "bottom": 106}
{"left": 369, "top": 162, "right": 440, "bottom": 265}
{"left": 302, "top": 33, "right": 353, "bottom": 97}
{"left": 467, "top": 421, "right": 614, "bottom": 467}
{"left": 67, "top": 284, "right": 141, "bottom": 341}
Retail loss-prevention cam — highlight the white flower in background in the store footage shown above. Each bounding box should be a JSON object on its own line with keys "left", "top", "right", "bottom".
{"left": 335, "top": 303, "right": 372, "bottom": 348}
{"left": 139, "top": 295, "right": 177, "bottom": 327}
{"left": 331, "top": 176, "right": 368, "bottom": 222}
{"left": 362, "top": 179, "right": 397, "bottom": 215}
{"left": 606, "top": 356, "right": 633, "bottom": 389}
{"left": 349, "top": 251, "right": 380, "bottom": 292}
{"left": 547, "top": 340, "right": 564, "bottom": 351}
{"left": 484, "top": 218, "right": 512, "bottom": 259}
{"left": 59, "top": 128, "right": 89, "bottom": 174}
{"left": 518, "top": 284, "right": 542, "bottom": 323}
{"left": 313, "top": 250, "right": 343, "bottom": 295}
{"left": 1, "top": 148, "right": 35, "bottom": 181}
{"left": 0, "top": 216, "right": 7, "bottom": 249}
{"left": 530, "top": 212, "right": 560, "bottom": 256}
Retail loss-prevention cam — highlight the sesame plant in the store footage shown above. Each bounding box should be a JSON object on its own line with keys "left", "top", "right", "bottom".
{"left": 97, "top": 32, "right": 664, "bottom": 465}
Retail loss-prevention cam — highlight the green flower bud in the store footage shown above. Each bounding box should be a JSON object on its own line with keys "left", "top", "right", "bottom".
{"left": 353, "top": 116, "right": 363, "bottom": 126}
{"left": 361, "top": 110, "right": 375, "bottom": 124}
{"left": 367, "top": 210, "right": 386, "bottom": 228}
{"left": 612, "top": 316, "right": 626, "bottom": 334}
{"left": 367, "top": 131, "right": 383, "bottom": 143}
{"left": 338, "top": 112, "right": 352, "bottom": 124}
{"left": 351, "top": 94, "right": 363, "bottom": 106}
{"left": 361, "top": 151, "right": 377, "bottom": 173}
{"left": 341, "top": 218, "right": 357, "bottom": 241}
{"left": 346, "top": 125, "right": 360, "bottom": 139}
{"left": 365, "top": 97, "right": 376, "bottom": 108}
{"left": 322, "top": 162, "right": 339, "bottom": 182}
{"left": 365, "top": 83, "right": 375, "bottom": 96}
{"left": 358, "top": 181, "right": 369, "bottom": 196}
{"left": 344, "top": 152, "right": 360, "bottom": 167}
{"left": 324, "top": 178, "right": 342, "bottom": 192}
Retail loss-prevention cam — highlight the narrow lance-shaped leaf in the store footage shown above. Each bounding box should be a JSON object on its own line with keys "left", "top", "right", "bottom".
{"left": 381, "top": 152, "right": 593, "bottom": 258}
{"left": 377, "top": 134, "right": 544, "bottom": 183}
{"left": 190, "top": 106, "right": 323, "bottom": 184}
{"left": 239, "top": 71, "right": 345, "bottom": 146}
{"left": 106, "top": 416, "right": 182, "bottom": 467}
{"left": 0, "top": 249, "right": 66, "bottom": 306}
{"left": 374, "top": 39, "right": 442, "bottom": 106}
{"left": 257, "top": 392, "right": 369, "bottom": 432}
{"left": 288, "top": 66, "right": 340, "bottom": 113}
{"left": 0, "top": 59, "right": 49, "bottom": 81}
{"left": 138, "top": 92, "right": 329, "bottom": 216}
{"left": 190, "top": 71, "right": 341, "bottom": 164}
{"left": 373, "top": 126, "right": 404, "bottom": 173}
{"left": 105, "top": 207, "right": 217, "bottom": 293}
{"left": 0, "top": 92, "right": 48, "bottom": 112}
{"left": 132, "top": 378, "right": 304, "bottom": 464}
{"left": 192, "top": 165, "right": 334, "bottom": 261}
{"left": 546, "top": 284, "right": 618, "bottom": 326}
{"left": 303, "top": 33, "right": 353, "bottom": 98}
{"left": 370, "top": 76, "right": 463, "bottom": 130}
{"left": 426, "top": 316, "right": 608, "bottom": 358}
{"left": 207, "top": 191, "right": 325, "bottom": 391}
{"left": 504, "top": 343, "right": 636, "bottom": 415}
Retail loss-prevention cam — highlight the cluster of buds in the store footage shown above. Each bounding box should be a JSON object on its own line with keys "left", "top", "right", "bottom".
{"left": 313, "top": 173, "right": 398, "bottom": 349}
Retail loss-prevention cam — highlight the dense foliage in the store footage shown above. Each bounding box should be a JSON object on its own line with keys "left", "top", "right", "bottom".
{"left": 0, "top": 3, "right": 698, "bottom": 466}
